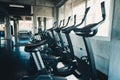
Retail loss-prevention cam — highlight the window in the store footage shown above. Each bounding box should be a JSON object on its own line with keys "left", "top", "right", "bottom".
{"left": 0, "top": 24, "right": 5, "bottom": 31}
{"left": 19, "top": 20, "right": 33, "bottom": 31}
{"left": 86, "top": 0, "right": 113, "bottom": 40}
{"left": 58, "top": 0, "right": 114, "bottom": 41}
{"left": 46, "top": 18, "right": 53, "bottom": 29}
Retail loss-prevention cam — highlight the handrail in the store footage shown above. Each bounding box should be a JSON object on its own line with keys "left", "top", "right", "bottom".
{"left": 74, "top": 7, "right": 90, "bottom": 28}
{"left": 61, "top": 6, "right": 90, "bottom": 33}
{"left": 73, "top": 1, "right": 106, "bottom": 37}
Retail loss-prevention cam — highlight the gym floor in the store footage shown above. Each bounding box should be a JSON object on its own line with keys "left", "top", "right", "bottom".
{"left": 0, "top": 38, "right": 36, "bottom": 80}
{"left": 0, "top": 39, "right": 108, "bottom": 80}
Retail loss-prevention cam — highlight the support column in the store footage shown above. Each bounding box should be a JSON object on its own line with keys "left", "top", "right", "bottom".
{"left": 33, "top": 15, "right": 37, "bottom": 34}
{"left": 38, "top": 17, "right": 41, "bottom": 28}
{"left": 53, "top": 7, "right": 58, "bottom": 25}
{"left": 13, "top": 19, "right": 19, "bottom": 45}
{"left": 4, "top": 16, "right": 13, "bottom": 50}
{"left": 43, "top": 17, "right": 46, "bottom": 31}
{"left": 5, "top": 16, "right": 12, "bottom": 40}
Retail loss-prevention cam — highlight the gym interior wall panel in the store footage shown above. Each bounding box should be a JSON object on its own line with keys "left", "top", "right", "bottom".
{"left": 108, "top": 41, "right": 120, "bottom": 80}
{"left": 111, "top": 0, "right": 120, "bottom": 41}
{"left": 94, "top": 55, "right": 109, "bottom": 75}
{"left": 33, "top": 6, "right": 53, "bottom": 18}
{"left": 90, "top": 40, "right": 111, "bottom": 60}
{"left": 90, "top": 40, "right": 111, "bottom": 75}
{"left": 88, "top": 39, "right": 111, "bottom": 75}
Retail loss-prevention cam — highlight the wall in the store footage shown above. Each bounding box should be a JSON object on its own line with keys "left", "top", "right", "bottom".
{"left": 108, "top": 0, "right": 120, "bottom": 79}
{"left": 91, "top": 40, "right": 111, "bottom": 75}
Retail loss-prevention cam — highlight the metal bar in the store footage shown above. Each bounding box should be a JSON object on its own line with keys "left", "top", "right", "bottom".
{"left": 31, "top": 52, "right": 41, "bottom": 70}
{"left": 36, "top": 51, "right": 45, "bottom": 69}
{"left": 65, "top": 33, "right": 75, "bottom": 58}
{"left": 83, "top": 37, "right": 98, "bottom": 80}
{"left": 57, "top": 32, "right": 65, "bottom": 49}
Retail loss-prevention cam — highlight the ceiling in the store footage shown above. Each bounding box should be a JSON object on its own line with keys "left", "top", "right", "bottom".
{"left": 52, "top": 0, "right": 63, "bottom": 5}
{"left": 0, "top": 0, "right": 65, "bottom": 6}
{"left": 0, "top": 0, "right": 66, "bottom": 20}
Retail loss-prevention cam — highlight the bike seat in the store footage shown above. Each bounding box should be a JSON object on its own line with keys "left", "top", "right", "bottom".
{"left": 24, "top": 40, "right": 47, "bottom": 52}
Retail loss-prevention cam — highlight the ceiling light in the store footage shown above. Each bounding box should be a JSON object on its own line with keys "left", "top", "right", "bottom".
{"left": 9, "top": 4, "right": 24, "bottom": 8}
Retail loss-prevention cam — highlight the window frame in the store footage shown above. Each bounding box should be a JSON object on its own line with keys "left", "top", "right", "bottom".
{"left": 90, "top": 0, "right": 114, "bottom": 41}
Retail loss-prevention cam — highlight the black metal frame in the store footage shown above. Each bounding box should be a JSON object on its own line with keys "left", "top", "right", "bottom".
{"left": 83, "top": 37, "right": 98, "bottom": 80}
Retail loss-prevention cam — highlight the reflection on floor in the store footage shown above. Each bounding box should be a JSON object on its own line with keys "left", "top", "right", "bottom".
{"left": 0, "top": 46, "right": 30, "bottom": 80}
{"left": 0, "top": 36, "right": 38, "bottom": 80}
{"left": 0, "top": 46, "right": 79, "bottom": 80}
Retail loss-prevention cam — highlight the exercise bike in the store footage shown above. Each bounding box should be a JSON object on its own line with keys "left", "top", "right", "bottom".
{"left": 61, "top": 1, "right": 106, "bottom": 80}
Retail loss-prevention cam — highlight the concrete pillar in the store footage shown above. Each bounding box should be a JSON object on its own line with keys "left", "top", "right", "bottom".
{"left": 108, "top": 0, "right": 120, "bottom": 80}
{"left": 53, "top": 7, "right": 58, "bottom": 25}
{"left": 33, "top": 15, "right": 37, "bottom": 34}
{"left": 38, "top": 17, "right": 41, "bottom": 28}
{"left": 5, "top": 16, "right": 12, "bottom": 40}
{"left": 13, "top": 20, "right": 19, "bottom": 45}
{"left": 37, "top": 17, "right": 43, "bottom": 35}
{"left": 4, "top": 16, "right": 13, "bottom": 50}
{"left": 40, "top": 17, "right": 44, "bottom": 31}
{"left": 43, "top": 17, "right": 46, "bottom": 31}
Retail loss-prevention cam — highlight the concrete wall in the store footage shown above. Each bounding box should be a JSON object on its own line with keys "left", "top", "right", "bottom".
{"left": 33, "top": 6, "right": 53, "bottom": 33}
{"left": 33, "top": 6, "right": 53, "bottom": 18}
{"left": 91, "top": 40, "right": 110, "bottom": 75}
{"left": 108, "top": 0, "right": 120, "bottom": 79}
